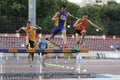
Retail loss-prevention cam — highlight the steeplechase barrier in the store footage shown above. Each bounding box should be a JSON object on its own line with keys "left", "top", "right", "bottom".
{"left": 0, "top": 49, "right": 89, "bottom": 53}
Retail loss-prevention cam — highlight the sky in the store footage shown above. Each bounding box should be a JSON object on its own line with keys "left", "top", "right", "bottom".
{"left": 68, "top": 0, "right": 120, "bottom": 3}
{"left": 116, "top": 0, "right": 120, "bottom": 3}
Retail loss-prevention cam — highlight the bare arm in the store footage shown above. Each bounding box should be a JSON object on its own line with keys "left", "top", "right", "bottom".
{"left": 67, "top": 12, "right": 78, "bottom": 19}
{"left": 35, "top": 40, "right": 40, "bottom": 48}
{"left": 88, "top": 20, "right": 103, "bottom": 31}
{"left": 16, "top": 27, "right": 26, "bottom": 33}
{"left": 52, "top": 11, "right": 60, "bottom": 20}
{"left": 34, "top": 25, "right": 42, "bottom": 30}
{"left": 26, "top": 35, "right": 29, "bottom": 45}
{"left": 73, "top": 19, "right": 81, "bottom": 27}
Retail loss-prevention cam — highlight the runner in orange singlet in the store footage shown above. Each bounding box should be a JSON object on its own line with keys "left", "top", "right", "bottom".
{"left": 16, "top": 22, "right": 42, "bottom": 67}
{"left": 74, "top": 14, "right": 103, "bottom": 50}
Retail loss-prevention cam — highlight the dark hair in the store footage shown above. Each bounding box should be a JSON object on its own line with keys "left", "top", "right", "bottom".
{"left": 61, "top": 4, "right": 66, "bottom": 8}
{"left": 27, "top": 21, "right": 31, "bottom": 23}
{"left": 83, "top": 13, "right": 88, "bottom": 16}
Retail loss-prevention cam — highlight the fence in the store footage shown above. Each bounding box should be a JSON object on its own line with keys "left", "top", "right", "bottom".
{"left": 0, "top": 17, "right": 120, "bottom": 35}
{"left": 0, "top": 34, "right": 120, "bottom": 51}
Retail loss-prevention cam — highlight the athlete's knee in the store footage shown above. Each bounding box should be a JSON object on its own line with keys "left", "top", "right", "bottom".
{"left": 50, "top": 34, "right": 55, "bottom": 39}
{"left": 81, "top": 30, "right": 86, "bottom": 35}
{"left": 76, "top": 41, "right": 80, "bottom": 44}
{"left": 82, "top": 30, "right": 86, "bottom": 33}
{"left": 62, "top": 31, "right": 66, "bottom": 35}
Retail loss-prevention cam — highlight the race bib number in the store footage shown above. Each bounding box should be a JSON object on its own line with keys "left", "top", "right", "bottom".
{"left": 40, "top": 45, "right": 46, "bottom": 49}
{"left": 60, "top": 15, "right": 66, "bottom": 20}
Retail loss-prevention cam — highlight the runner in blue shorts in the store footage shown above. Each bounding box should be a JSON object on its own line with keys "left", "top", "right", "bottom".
{"left": 37, "top": 35, "right": 48, "bottom": 68}
{"left": 50, "top": 5, "right": 78, "bottom": 48}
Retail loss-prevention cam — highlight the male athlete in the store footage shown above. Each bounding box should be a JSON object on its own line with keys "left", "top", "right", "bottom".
{"left": 37, "top": 35, "right": 48, "bottom": 68}
{"left": 16, "top": 22, "right": 42, "bottom": 67}
{"left": 74, "top": 14, "right": 103, "bottom": 50}
{"left": 50, "top": 5, "right": 78, "bottom": 48}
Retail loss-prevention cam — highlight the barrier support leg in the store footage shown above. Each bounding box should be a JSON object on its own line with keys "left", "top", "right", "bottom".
{"left": 0, "top": 55, "right": 3, "bottom": 80}
{"left": 39, "top": 53, "right": 42, "bottom": 80}
{"left": 77, "top": 53, "right": 81, "bottom": 79}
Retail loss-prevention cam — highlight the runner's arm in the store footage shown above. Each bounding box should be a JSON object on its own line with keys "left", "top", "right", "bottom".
{"left": 16, "top": 27, "right": 26, "bottom": 33}
{"left": 33, "top": 25, "right": 42, "bottom": 30}
{"left": 52, "top": 11, "right": 60, "bottom": 20}
{"left": 67, "top": 12, "right": 78, "bottom": 19}
{"left": 88, "top": 20, "right": 103, "bottom": 31}
{"left": 26, "top": 35, "right": 29, "bottom": 48}
{"left": 73, "top": 19, "right": 81, "bottom": 27}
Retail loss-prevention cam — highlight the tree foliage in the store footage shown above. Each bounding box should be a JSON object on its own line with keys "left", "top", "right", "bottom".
{"left": 0, "top": 0, "right": 120, "bottom": 35}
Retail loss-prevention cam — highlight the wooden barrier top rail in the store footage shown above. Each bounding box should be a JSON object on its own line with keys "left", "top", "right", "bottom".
{"left": 0, "top": 49, "right": 89, "bottom": 53}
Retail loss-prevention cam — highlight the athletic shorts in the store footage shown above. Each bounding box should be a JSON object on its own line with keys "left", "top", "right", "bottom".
{"left": 75, "top": 30, "right": 82, "bottom": 35}
{"left": 51, "top": 26, "right": 66, "bottom": 35}
{"left": 28, "top": 40, "right": 34, "bottom": 58}
{"left": 29, "top": 40, "right": 34, "bottom": 48}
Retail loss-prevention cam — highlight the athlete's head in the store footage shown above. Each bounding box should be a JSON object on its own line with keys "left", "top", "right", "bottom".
{"left": 42, "top": 35, "right": 46, "bottom": 40}
{"left": 82, "top": 13, "right": 88, "bottom": 20}
{"left": 61, "top": 5, "right": 66, "bottom": 12}
{"left": 27, "top": 21, "right": 32, "bottom": 27}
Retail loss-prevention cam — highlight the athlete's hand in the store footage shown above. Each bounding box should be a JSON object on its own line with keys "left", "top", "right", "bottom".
{"left": 73, "top": 23, "right": 82, "bottom": 28}
{"left": 21, "top": 27, "right": 25, "bottom": 30}
{"left": 76, "top": 22, "right": 82, "bottom": 27}
{"left": 52, "top": 17, "right": 59, "bottom": 20}
{"left": 16, "top": 30, "right": 19, "bottom": 33}
{"left": 39, "top": 27, "right": 42, "bottom": 29}
{"left": 98, "top": 28, "right": 103, "bottom": 31}
{"left": 35, "top": 25, "right": 42, "bottom": 29}
{"left": 75, "top": 17, "right": 79, "bottom": 20}
{"left": 16, "top": 27, "right": 25, "bottom": 33}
